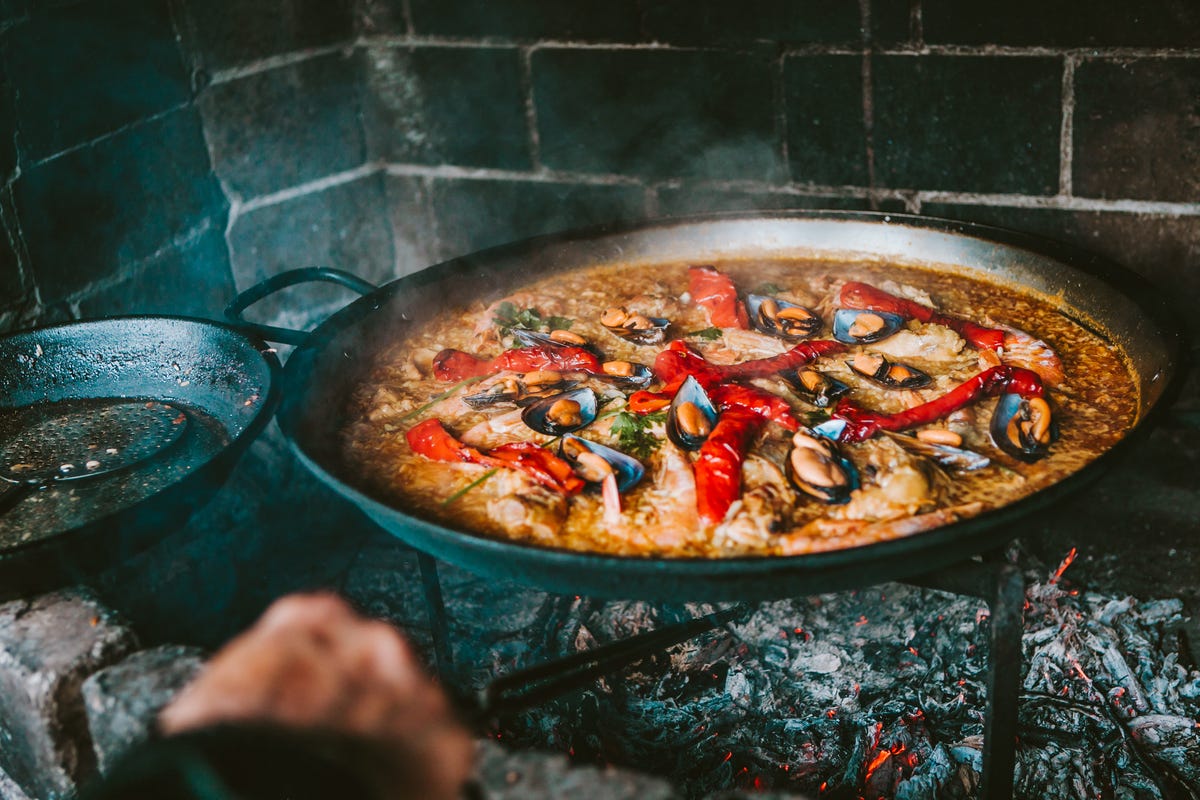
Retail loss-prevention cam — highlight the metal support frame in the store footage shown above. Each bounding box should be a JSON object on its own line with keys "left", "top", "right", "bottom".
{"left": 416, "top": 552, "right": 1025, "bottom": 798}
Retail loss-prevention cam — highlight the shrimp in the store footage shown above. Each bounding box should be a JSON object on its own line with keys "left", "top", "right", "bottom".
{"left": 989, "top": 321, "right": 1066, "bottom": 387}
{"left": 713, "top": 455, "right": 795, "bottom": 553}
{"left": 871, "top": 324, "right": 968, "bottom": 363}
{"left": 484, "top": 469, "right": 568, "bottom": 544}
{"left": 709, "top": 328, "right": 788, "bottom": 362}
{"left": 636, "top": 442, "right": 700, "bottom": 550}
{"left": 460, "top": 408, "right": 547, "bottom": 449}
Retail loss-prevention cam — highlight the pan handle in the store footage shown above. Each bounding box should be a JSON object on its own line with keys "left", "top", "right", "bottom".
{"left": 224, "top": 267, "right": 378, "bottom": 346}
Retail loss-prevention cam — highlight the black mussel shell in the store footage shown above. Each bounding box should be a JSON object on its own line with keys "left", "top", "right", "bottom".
{"left": 847, "top": 353, "right": 932, "bottom": 390}
{"left": 560, "top": 435, "right": 645, "bottom": 493}
{"left": 746, "top": 294, "right": 822, "bottom": 340}
{"left": 666, "top": 375, "right": 718, "bottom": 451}
{"left": 780, "top": 367, "right": 851, "bottom": 408}
{"left": 832, "top": 309, "right": 906, "bottom": 344}
{"left": 989, "top": 392, "right": 1057, "bottom": 463}
{"left": 786, "top": 429, "right": 859, "bottom": 504}
{"left": 597, "top": 362, "right": 655, "bottom": 390}
{"left": 521, "top": 387, "right": 598, "bottom": 435}
{"left": 601, "top": 314, "right": 670, "bottom": 346}
{"left": 511, "top": 328, "right": 596, "bottom": 352}
{"left": 886, "top": 432, "right": 991, "bottom": 472}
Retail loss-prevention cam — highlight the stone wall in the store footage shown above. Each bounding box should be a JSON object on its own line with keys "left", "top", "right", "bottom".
{"left": 1, "top": 1, "right": 1198, "bottom": 351}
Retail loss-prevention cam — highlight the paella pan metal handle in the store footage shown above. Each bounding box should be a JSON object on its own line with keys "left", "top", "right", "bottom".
{"left": 224, "top": 267, "right": 378, "bottom": 346}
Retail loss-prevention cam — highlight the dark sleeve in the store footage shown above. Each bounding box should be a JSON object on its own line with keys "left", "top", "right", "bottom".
{"left": 78, "top": 725, "right": 392, "bottom": 800}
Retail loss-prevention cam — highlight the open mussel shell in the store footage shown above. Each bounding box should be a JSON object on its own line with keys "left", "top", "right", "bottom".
{"left": 746, "top": 294, "right": 822, "bottom": 340}
{"left": 560, "top": 435, "right": 644, "bottom": 493}
{"left": 463, "top": 373, "right": 576, "bottom": 409}
{"left": 597, "top": 361, "right": 655, "bottom": 390}
{"left": 989, "top": 392, "right": 1058, "bottom": 463}
{"left": 511, "top": 327, "right": 596, "bottom": 352}
{"left": 884, "top": 431, "right": 991, "bottom": 472}
{"left": 520, "top": 387, "right": 598, "bottom": 435}
{"left": 780, "top": 367, "right": 850, "bottom": 408}
{"left": 832, "top": 309, "right": 906, "bottom": 344}
{"left": 786, "top": 429, "right": 859, "bottom": 504}
{"left": 599, "top": 307, "right": 670, "bottom": 346}
{"left": 847, "top": 353, "right": 932, "bottom": 390}
{"left": 666, "top": 375, "right": 718, "bottom": 451}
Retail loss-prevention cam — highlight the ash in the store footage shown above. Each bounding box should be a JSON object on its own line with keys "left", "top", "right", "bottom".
{"left": 342, "top": 544, "right": 1200, "bottom": 799}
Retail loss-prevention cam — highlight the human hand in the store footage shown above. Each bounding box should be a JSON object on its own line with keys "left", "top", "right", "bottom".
{"left": 159, "top": 593, "right": 473, "bottom": 800}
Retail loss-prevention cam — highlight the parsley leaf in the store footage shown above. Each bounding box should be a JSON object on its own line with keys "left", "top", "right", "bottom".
{"left": 753, "top": 282, "right": 784, "bottom": 295}
{"left": 685, "top": 327, "right": 724, "bottom": 341}
{"left": 492, "top": 302, "right": 574, "bottom": 342}
{"left": 611, "top": 410, "right": 668, "bottom": 460}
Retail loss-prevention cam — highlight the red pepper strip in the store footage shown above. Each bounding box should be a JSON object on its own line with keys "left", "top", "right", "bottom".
{"left": 695, "top": 408, "right": 764, "bottom": 524}
{"left": 627, "top": 390, "right": 672, "bottom": 414}
{"left": 831, "top": 365, "right": 1045, "bottom": 442}
{"left": 432, "top": 345, "right": 603, "bottom": 381}
{"left": 688, "top": 265, "right": 749, "bottom": 329}
{"left": 406, "top": 419, "right": 584, "bottom": 494}
{"left": 709, "top": 384, "right": 799, "bottom": 431}
{"left": 839, "top": 281, "right": 1006, "bottom": 352}
{"left": 653, "top": 339, "right": 846, "bottom": 387}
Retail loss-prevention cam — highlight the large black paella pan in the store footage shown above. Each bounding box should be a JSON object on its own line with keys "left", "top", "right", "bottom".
{"left": 235, "top": 212, "right": 1183, "bottom": 601}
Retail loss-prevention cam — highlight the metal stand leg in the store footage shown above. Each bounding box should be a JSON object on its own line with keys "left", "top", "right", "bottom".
{"left": 417, "top": 552, "right": 456, "bottom": 681}
{"left": 908, "top": 554, "right": 1025, "bottom": 800}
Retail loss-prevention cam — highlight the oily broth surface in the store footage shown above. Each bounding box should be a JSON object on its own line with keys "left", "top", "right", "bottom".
{"left": 341, "top": 258, "right": 1137, "bottom": 557}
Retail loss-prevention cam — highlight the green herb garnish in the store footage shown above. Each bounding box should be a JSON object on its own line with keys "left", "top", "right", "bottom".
{"left": 397, "top": 375, "right": 487, "bottom": 423}
{"left": 611, "top": 410, "right": 668, "bottom": 460}
{"left": 685, "top": 327, "right": 724, "bottom": 341}
{"left": 753, "top": 282, "right": 784, "bottom": 295}
{"left": 493, "top": 302, "right": 574, "bottom": 341}
{"left": 442, "top": 468, "right": 498, "bottom": 505}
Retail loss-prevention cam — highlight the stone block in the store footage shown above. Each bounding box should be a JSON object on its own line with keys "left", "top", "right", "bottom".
{"left": 1074, "top": 58, "right": 1200, "bottom": 203}
{"left": 383, "top": 175, "right": 440, "bottom": 277}
{"left": 426, "top": 176, "right": 645, "bottom": 260}
{"left": 14, "top": 108, "right": 226, "bottom": 304}
{"left": 0, "top": 588, "right": 137, "bottom": 800}
{"left": 81, "top": 645, "right": 205, "bottom": 774}
{"left": 923, "top": 0, "right": 1200, "bottom": 47}
{"left": 198, "top": 50, "right": 366, "bottom": 201}
{"left": 872, "top": 55, "right": 1061, "bottom": 194}
{"left": 7, "top": 0, "right": 189, "bottom": 163}
{"left": 784, "top": 55, "right": 868, "bottom": 186}
{"left": 363, "top": 44, "right": 531, "bottom": 170}
{"left": 642, "top": 0, "right": 860, "bottom": 46}
{"left": 0, "top": 58, "right": 16, "bottom": 181}
{"left": 227, "top": 172, "right": 395, "bottom": 325}
{"left": 532, "top": 48, "right": 781, "bottom": 182}
{"left": 180, "top": 0, "right": 354, "bottom": 72}
{"left": 407, "top": 0, "right": 641, "bottom": 42}
{"left": 655, "top": 186, "right": 904, "bottom": 216}
{"left": 869, "top": 0, "right": 913, "bottom": 46}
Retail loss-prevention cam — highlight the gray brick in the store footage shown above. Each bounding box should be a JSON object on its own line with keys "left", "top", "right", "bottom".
{"left": 0, "top": 588, "right": 136, "bottom": 799}
{"left": 784, "top": 55, "right": 868, "bottom": 186}
{"left": 533, "top": 49, "right": 780, "bottom": 182}
{"left": 383, "top": 175, "right": 439, "bottom": 277}
{"left": 1074, "top": 58, "right": 1200, "bottom": 203}
{"left": 407, "top": 0, "right": 641, "bottom": 41}
{"left": 82, "top": 645, "right": 205, "bottom": 774}
{"left": 924, "top": 0, "right": 1200, "bottom": 47}
{"left": 872, "top": 55, "right": 1061, "bottom": 194}
{"left": 363, "top": 45, "right": 530, "bottom": 170}
{"left": 180, "top": 0, "right": 354, "bottom": 72}
{"left": 642, "top": 0, "right": 861, "bottom": 46}
{"left": 655, "top": 187, "right": 904, "bottom": 217}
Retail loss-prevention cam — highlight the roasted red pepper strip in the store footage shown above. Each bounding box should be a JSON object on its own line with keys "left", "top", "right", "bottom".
{"left": 709, "top": 384, "right": 800, "bottom": 432}
{"left": 626, "top": 389, "right": 672, "bottom": 414}
{"left": 839, "top": 281, "right": 1006, "bottom": 352}
{"left": 432, "top": 345, "right": 603, "bottom": 382}
{"left": 832, "top": 365, "right": 1045, "bottom": 442}
{"left": 689, "top": 265, "right": 749, "bottom": 329}
{"left": 406, "top": 419, "right": 584, "bottom": 494}
{"left": 653, "top": 339, "right": 845, "bottom": 387}
{"left": 695, "top": 408, "right": 764, "bottom": 524}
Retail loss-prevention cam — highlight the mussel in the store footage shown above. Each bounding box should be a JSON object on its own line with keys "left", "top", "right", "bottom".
{"left": 511, "top": 327, "right": 595, "bottom": 351}
{"left": 746, "top": 294, "right": 822, "bottom": 340}
{"left": 832, "top": 309, "right": 906, "bottom": 344}
{"left": 666, "top": 375, "right": 718, "bottom": 451}
{"left": 780, "top": 367, "right": 851, "bottom": 408}
{"left": 786, "top": 429, "right": 859, "bottom": 504}
{"left": 599, "top": 307, "right": 670, "bottom": 346}
{"left": 847, "top": 352, "right": 932, "bottom": 389}
{"left": 884, "top": 430, "right": 991, "bottom": 472}
{"left": 520, "top": 387, "right": 598, "bottom": 435}
{"left": 597, "top": 360, "right": 655, "bottom": 390}
{"left": 560, "top": 435, "right": 644, "bottom": 492}
{"left": 989, "top": 393, "right": 1057, "bottom": 462}
{"left": 463, "top": 371, "right": 574, "bottom": 408}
